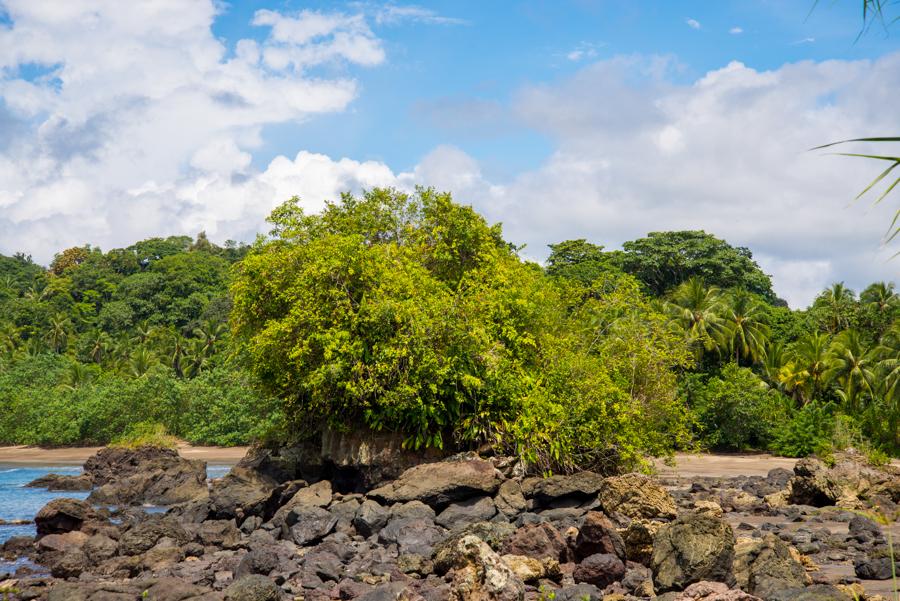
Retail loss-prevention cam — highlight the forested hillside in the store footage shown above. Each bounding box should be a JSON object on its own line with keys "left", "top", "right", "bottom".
{"left": 1, "top": 188, "right": 897, "bottom": 471}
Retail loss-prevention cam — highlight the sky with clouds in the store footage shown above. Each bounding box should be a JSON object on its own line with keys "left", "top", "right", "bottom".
{"left": 0, "top": 0, "right": 898, "bottom": 307}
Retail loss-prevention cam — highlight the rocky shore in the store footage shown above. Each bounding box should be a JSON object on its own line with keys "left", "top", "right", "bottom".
{"left": 1, "top": 444, "right": 898, "bottom": 601}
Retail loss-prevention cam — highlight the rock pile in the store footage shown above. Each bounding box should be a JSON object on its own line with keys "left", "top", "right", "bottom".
{"left": 3, "top": 447, "right": 897, "bottom": 601}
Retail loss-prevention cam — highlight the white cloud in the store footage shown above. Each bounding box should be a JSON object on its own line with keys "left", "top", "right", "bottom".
{"left": 565, "top": 42, "right": 603, "bottom": 62}
{"left": 0, "top": 1, "right": 897, "bottom": 308}
{"left": 793, "top": 37, "right": 816, "bottom": 45}
{"left": 686, "top": 18, "right": 702, "bottom": 30}
{"left": 362, "top": 3, "right": 467, "bottom": 26}
{"left": 730, "top": 26, "right": 743, "bottom": 35}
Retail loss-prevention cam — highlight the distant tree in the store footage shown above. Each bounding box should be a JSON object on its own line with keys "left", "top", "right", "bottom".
{"left": 50, "top": 246, "right": 91, "bottom": 275}
{"left": 721, "top": 289, "right": 770, "bottom": 365}
{"left": 812, "top": 282, "right": 857, "bottom": 334}
{"left": 666, "top": 277, "right": 727, "bottom": 358}
{"left": 619, "top": 231, "right": 776, "bottom": 301}
{"left": 545, "top": 239, "right": 615, "bottom": 285}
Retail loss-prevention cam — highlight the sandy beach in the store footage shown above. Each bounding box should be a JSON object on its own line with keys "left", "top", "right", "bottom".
{"left": 0, "top": 443, "right": 249, "bottom": 466}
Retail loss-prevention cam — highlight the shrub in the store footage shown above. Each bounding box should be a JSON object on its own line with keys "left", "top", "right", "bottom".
{"left": 770, "top": 402, "right": 836, "bottom": 457}
{"left": 688, "top": 363, "right": 792, "bottom": 451}
{"left": 111, "top": 422, "right": 177, "bottom": 449}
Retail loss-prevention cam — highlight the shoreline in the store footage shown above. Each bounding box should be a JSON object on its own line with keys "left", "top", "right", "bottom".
{"left": 0, "top": 443, "right": 249, "bottom": 466}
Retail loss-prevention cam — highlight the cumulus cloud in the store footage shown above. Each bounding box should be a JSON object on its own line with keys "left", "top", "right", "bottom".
{"left": 686, "top": 18, "right": 702, "bottom": 30}
{"left": 0, "top": 0, "right": 382, "bottom": 256}
{"left": 0, "top": 1, "right": 897, "bottom": 308}
{"left": 730, "top": 26, "right": 743, "bottom": 35}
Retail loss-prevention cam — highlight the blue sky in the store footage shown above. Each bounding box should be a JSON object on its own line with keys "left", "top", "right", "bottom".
{"left": 212, "top": 1, "right": 898, "bottom": 175}
{"left": 0, "top": 0, "right": 897, "bottom": 306}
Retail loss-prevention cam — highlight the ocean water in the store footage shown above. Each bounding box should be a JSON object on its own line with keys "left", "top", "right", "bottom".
{"left": 0, "top": 463, "right": 234, "bottom": 546}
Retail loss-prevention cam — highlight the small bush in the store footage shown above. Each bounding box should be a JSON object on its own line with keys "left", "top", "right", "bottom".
{"left": 688, "top": 363, "right": 791, "bottom": 451}
{"left": 770, "top": 402, "right": 835, "bottom": 457}
{"left": 111, "top": 422, "right": 177, "bottom": 449}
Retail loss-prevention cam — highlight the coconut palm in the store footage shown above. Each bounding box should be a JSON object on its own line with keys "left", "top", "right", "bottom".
{"left": 861, "top": 281, "right": 898, "bottom": 313}
{"left": 721, "top": 289, "right": 770, "bottom": 365}
{"left": 44, "top": 315, "right": 71, "bottom": 354}
{"left": 814, "top": 283, "right": 856, "bottom": 334}
{"left": 59, "top": 361, "right": 96, "bottom": 390}
{"left": 193, "top": 319, "right": 227, "bottom": 356}
{"left": 825, "top": 329, "right": 878, "bottom": 412}
{"left": 87, "top": 330, "right": 112, "bottom": 365}
{"left": 128, "top": 347, "right": 157, "bottom": 378}
{"left": 666, "top": 277, "right": 726, "bottom": 356}
{"left": 785, "top": 332, "right": 832, "bottom": 404}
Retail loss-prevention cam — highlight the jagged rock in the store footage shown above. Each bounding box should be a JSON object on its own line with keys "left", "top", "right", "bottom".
{"left": 34, "top": 498, "right": 97, "bottom": 536}
{"left": 435, "top": 496, "right": 497, "bottom": 529}
{"left": 433, "top": 522, "right": 518, "bottom": 574}
{"left": 390, "top": 500, "right": 436, "bottom": 521}
{"left": 285, "top": 505, "right": 337, "bottom": 546}
{"left": 83, "top": 533, "right": 118, "bottom": 564}
{"left": 854, "top": 554, "right": 894, "bottom": 580}
{"left": 197, "top": 519, "right": 242, "bottom": 549}
{"left": 85, "top": 446, "right": 208, "bottom": 506}
{"left": 118, "top": 516, "right": 191, "bottom": 555}
{"left": 788, "top": 454, "right": 900, "bottom": 511}
{"left": 25, "top": 473, "right": 93, "bottom": 491}
{"left": 671, "top": 581, "right": 763, "bottom": 600}
{"left": 353, "top": 499, "right": 391, "bottom": 537}
{"left": 733, "top": 534, "right": 808, "bottom": 599}
{"left": 224, "top": 574, "right": 281, "bottom": 601}
{"left": 442, "top": 535, "right": 525, "bottom": 601}
{"left": 209, "top": 466, "right": 279, "bottom": 520}
{"left": 693, "top": 500, "right": 724, "bottom": 518}
{"left": 574, "top": 511, "right": 626, "bottom": 561}
{"left": 494, "top": 480, "right": 527, "bottom": 518}
{"left": 621, "top": 518, "right": 661, "bottom": 565}
{"left": 598, "top": 473, "right": 678, "bottom": 520}
{"left": 651, "top": 512, "right": 735, "bottom": 592}
{"left": 378, "top": 517, "right": 444, "bottom": 556}
{"left": 554, "top": 583, "right": 603, "bottom": 600}
{"left": 573, "top": 552, "right": 626, "bottom": 588}
{"left": 500, "top": 554, "right": 559, "bottom": 583}
{"left": 368, "top": 458, "right": 504, "bottom": 509}
{"left": 501, "top": 521, "right": 568, "bottom": 563}
{"left": 235, "top": 547, "right": 281, "bottom": 578}
{"left": 522, "top": 471, "right": 606, "bottom": 506}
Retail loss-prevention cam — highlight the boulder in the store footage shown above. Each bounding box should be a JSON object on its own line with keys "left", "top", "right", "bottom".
{"left": 671, "top": 581, "right": 763, "bottom": 600}
{"left": 651, "top": 512, "right": 735, "bottom": 592}
{"left": 25, "top": 473, "right": 93, "bottom": 491}
{"left": 501, "top": 554, "right": 559, "bottom": 583}
{"left": 377, "top": 517, "right": 444, "bottom": 556}
{"left": 197, "top": 519, "right": 242, "bottom": 549}
{"left": 209, "top": 466, "right": 279, "bottom": 520}
{"left": 368, "top": 458, "right": 504, "bottom": 509}
{"left": 435, "top": 496, "right": 497, "bottom": 530}
{"left": 788, "top": 454, "right": 900, "bottom": 511}
{"left": 442, "top": 535, "right": 525, "bottom": 601}
{"left": 353, "top": 499, "right": 391, "bottom": 537}
{"left": 573, "top": 552, "right": 626, "bottom": 588}
{"left": 85, "top": 446, "right": 208, "bottom": 506}
{"left": 434, "top": 522, "right": 518, "bottom": 574}
{"left": 733, "top": 534, "right": 808, "bottom": 599}
{"left": 523, "top": 471, "right": 606, "bottom": 506}
{"left": 34, "top": 498, "right": 97, "bottom": 537}
{"left": 285, "top": 505, "right": 337, "bottom": 546}
{"left": 621, "top": 518, "right": 662, "bottom": 565}
{"left": 118, "top": 516, "right": 191, "bottom": 556}
{"left": 574, "top": 511, "right": 626, "bottom": 561}
{"left": 854, "top": 554, "right": 894, "bottom": 580}
{"left": 224, "top": 574, "right": 281, "bottom": 601}
{"left": 766, "top": 584, "right": 852, "bottom": 601}
{"left": 502, "top": 522, "right": 568, "bottom": 563}
{"left": 494, "top": 480, "right": 527, "bottom": 518}
{"left": 598, "top": 473, "right": 678, "bottom": 520}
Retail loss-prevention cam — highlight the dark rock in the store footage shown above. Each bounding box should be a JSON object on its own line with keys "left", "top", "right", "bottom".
{"left": 733, "top": 534, "right": 808, "bottom": 599}
{"left": 573, "top": 552, "right": 626, "bottom": 588}
{"left": 574, "top": 511, "right": 626, "bottom": 561}
{"left": 25, "top": 473, "right": 93, "bottom": 491}
{"left": 554, "top": 583, "right": 604, "bottom": 600}
{"left": 224, "top": 574, "right": 281, "bottom": 601}
{"left": 285, "top": 505, "right": 337, "bottom": 546}
{"left": 85, "top": 446, "right": 208, "bottom": 506}
{"left": 502, "top": 521, "right": 568, "bottom": 563}
{"left": 82, "top": 533, "right": 118, "bottom": 564}
{"left": 118, "top": 516, "right": 190, "bottom": 555}
{"left": 494, "top": 480, "right": 527, "bottom": 518}
{"left": 435, "top": 496, "right": 497, "bottom": 530}
{"left": 651, "top": 512, "right": 735, "bottom": 592}
{"left": 303, "top": 550, "right": 344, "bottom": 582}
{"left": 390, "top": 500, "right": 436, "bottom": 522}
{"left": 433, "top": 521, "right": 517, "bottom": 574}
{"left": 854, "top": 555, "right": 894, "bottom": 580}
{"left": 378, "top": 517, "right": 444, "bottom": 556}
{"left": 353, "top": 499, "right": 390, "bottom": 537}
{"left": 767, "top": 468, "right": 794, "bottom": 488}
{"left": 236, "top": 547, "right": 280, "bottom": 578}
{"left": 34, "top": 498, "right": 97, "bottom": 537}
{"left": 209, "top": 466, "right": 279, "bottom": 521}
{"left": 367, "top": 458, "right": 504, "bottom": 509}
{"left": 523, "top": 471, "right": 606, "bottom": 506}
{"left": 197, "top": 519, "right": 242, "bottom": 549}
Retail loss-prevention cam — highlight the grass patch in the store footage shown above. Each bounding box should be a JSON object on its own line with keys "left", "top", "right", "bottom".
{"left": 110, "top": 422, "right": 178, "bottom": 450}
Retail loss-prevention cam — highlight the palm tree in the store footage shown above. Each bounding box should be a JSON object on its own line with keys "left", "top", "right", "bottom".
{"left": 130, "top": 320, "right": 155, "bottom": 346}
{"left": 128, "top": 347, "right": 157, "bottom": 378}
{"left": 44, "top": 315, "right": 71, "bottom": 354}
{"left": 721, "top": 289, "right": 770, "bottom": 365}
{"left": 825, "top": 329, "right": 878, "bottom": 412}
{"left": 666, "top": 277, "right": 726, "bottom": 357}
{"left": 861, "top": 281, "right": 898, "bottom": 313}
{"left": 193, "top": 319, "right": 227, "bottom": 357}
{"left": 184, "top": 337, "right": 209, "bottom": 378}
{"left": 59, "top": 361, "right": 96, "bottom": 390}
{"left": 785, "top": 332, "right": 832, "bottom": 404}
{"left": 814, "top": 283, "right": 856, "bottom": 334}
{"left": 87, "top": 331, "right": 112, "bottom": 365}
{"left": 761, "top": 341, "right": 787, "bottom": 389}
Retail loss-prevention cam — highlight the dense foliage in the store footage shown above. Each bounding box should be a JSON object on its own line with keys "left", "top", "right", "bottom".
{"left": 0, "top": 236, "right": 276, "bottom": 446}
{"left": 1, "top": 186, "right": 897, "bottom": 470}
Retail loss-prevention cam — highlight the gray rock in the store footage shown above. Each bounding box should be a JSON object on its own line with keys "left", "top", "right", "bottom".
{"left": 855, "top": 555, "right": 894, "bottom": 580}
{"left": 651, "top": 512, "right": 735, "bottom": 592}
{"left": 573, "top": 552, "right": 626, "bottom": 588}
{"left": 353, "top": 499, "right": 390, "bottom": 537}
{"left": 378, "top": 517, "right": 444, "bottom": 556}
{"left": 435, "top": 496, "right": 497, "bottom": 530}
{"left": 368, "top": 458, "right": 504, "bottom": 509}
{"left": 286, "top": 505, "right": 338, "bottom": 546}
{"left": 524, "top": 471, "right": 606, "bottom": 506}
{"left": 224, "top": 574, "right": 281, "bottom": 601}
